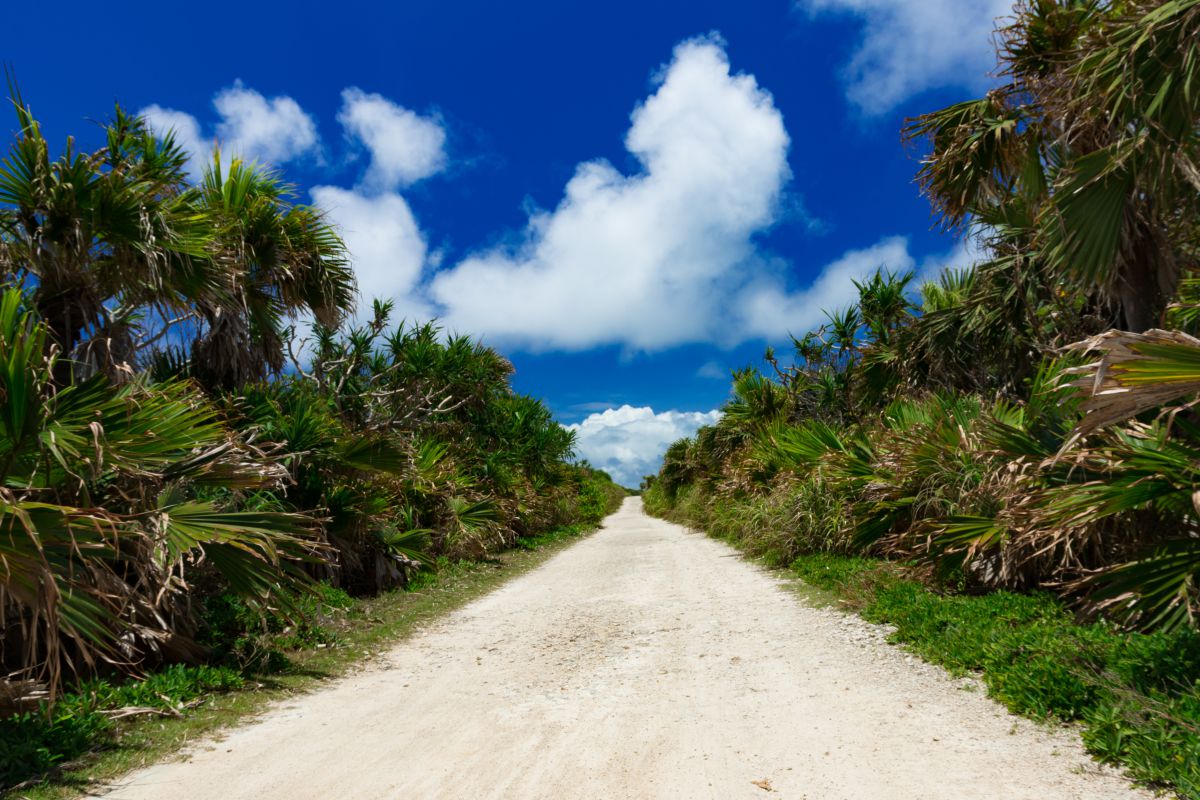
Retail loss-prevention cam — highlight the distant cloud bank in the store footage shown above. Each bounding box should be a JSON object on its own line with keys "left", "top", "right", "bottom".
{"left": 566, "top": 405, "right": 722, "bottom": 488}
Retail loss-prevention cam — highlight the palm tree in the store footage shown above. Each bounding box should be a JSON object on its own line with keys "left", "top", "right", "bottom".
{"left": 0, "top": 95, "right": 214, "bottom": 381}
{"left": 188, "top": 155, "right": 355, "bottom": 389}
{"left": 0, "top": 89, "right": 356, "bottom": 388}
{"left": 0, "top": 288, "right": 317, "bottom": 694}
{"left": 907, "top": 0, "right": 1200, "bottom": 332}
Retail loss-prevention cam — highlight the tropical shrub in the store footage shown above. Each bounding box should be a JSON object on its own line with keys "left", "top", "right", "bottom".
{"left": 0, "top": 664, "right": 244, "bottom": 789}
{"left": 0, "top": 91, "right": 623, "bottom": 715}
{"left": 0, "top": 288, "right": 318, "bottom": 695}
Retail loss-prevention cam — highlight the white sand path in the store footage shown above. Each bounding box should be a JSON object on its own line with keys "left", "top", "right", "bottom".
{"left": 90, "top": 497, "right": 1149, "bottom": 800}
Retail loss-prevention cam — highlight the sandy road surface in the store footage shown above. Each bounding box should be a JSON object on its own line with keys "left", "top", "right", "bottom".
{"left": 90, "top": 498, "right": 1148, "bottom": 800}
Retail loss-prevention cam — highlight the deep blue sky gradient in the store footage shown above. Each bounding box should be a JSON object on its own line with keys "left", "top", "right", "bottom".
{"left": 4, "top": 0, "right": 975, "bottom": 421}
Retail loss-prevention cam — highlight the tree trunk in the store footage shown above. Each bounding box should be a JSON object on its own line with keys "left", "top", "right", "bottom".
{"left": 37, "top": 285, "right": 91, "bottom": 386}
{"left": 1117, "top": 218, "right": 1179, "bottom": 333}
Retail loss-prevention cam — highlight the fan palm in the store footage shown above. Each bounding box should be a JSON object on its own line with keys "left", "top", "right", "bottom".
{"left": 722, "top": 369, "right": 789, "bottom": 434}
{"left": 0, "top": 288, "right": 318, "bottom": 694}
{"left": 0, "top": 89, "right": 356, "bottom": 388}
{"left": 907, "top": 0, "right": 1200, "bottom": 332}
{"left": 1056, "top": 327, "right": 1200, "bottom": 628}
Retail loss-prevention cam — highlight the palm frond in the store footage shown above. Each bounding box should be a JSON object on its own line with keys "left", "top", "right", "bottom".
{"left": 1066, "top": 328, "right": 1200, "bottom": 438}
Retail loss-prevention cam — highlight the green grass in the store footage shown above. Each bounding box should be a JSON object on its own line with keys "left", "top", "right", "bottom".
{"left": 1, "top": 665, "right": 247, "bottom": 791}
{"left": 515, "top": 521, "right": 591, "bottom": 550}
{"left": 4, "top": 523, "right": 598, "bottom": 800}
{"left": 790, "top": 553, "right": 1200, "bottom": 798}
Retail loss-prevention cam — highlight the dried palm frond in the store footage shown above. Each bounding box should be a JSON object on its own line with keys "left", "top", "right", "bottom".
{"left": 1064, "top": 328, "right": 1200, "bottom": 440}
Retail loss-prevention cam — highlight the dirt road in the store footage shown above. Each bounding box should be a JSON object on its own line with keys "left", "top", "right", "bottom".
{"left": 91, "top": 498, "right": 1147, "bottom": 800}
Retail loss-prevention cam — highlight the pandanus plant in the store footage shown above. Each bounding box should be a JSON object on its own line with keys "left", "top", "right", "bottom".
{"left": 907, "top": 0, "right": 1200, "bottom": 333}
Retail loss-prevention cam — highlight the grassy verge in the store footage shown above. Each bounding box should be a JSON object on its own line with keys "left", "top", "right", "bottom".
{"left": 4, "top": 523, "right": 598, "bottom": 800}
{"left": 790, "top": 553, "right": 1200, "bottom": 798}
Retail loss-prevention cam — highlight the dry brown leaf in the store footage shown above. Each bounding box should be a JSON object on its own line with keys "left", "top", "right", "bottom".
{"left": 1063, "top": 328, "right": 1200, "bottom": 443}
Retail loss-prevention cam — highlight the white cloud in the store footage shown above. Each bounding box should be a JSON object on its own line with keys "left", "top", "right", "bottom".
{"left": 798, "top": 0, "right": 1013, "bottom": 114}
{"left": 429, "top": 36, "right": 792, "bottom": 351}
{"left": 338, "top": 88, "right": 447, "bottom": 190}
{"left": 567, "top": 405, "right": 722, "bottom": 487}
{"left": 140, "top": 82, "right": 320, "bottom": 174}
{"left": 736, "top": 235, "right": 915, "bottom": 338}
{"left": 213, "top": 82, "right": 320, "bottom": 165}
{"left": 310, "top": 92, "right": 448, "bottom": 322}
{"left": 140, "top": 105, "right": 209, "bottom": 175}
{"left": 309, "top": 186, "right": 434, "bottom": 322}
{"left": 697, "top": 360, "right": 728, "bottom": 380}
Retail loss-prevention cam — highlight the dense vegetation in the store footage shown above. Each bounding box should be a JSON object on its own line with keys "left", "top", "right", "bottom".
{"left": 0, "top": 83, "right": 622, "bottom": 787}
{"left": 645, "top": 1, "right": 1200, "bottom": 794}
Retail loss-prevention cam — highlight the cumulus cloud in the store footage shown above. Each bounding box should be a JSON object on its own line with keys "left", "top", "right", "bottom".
{"left": 311, "top": 93, "right": 447, "bottom": 322}
{"left": 798, "top": 0, "right": 1013, "bottom": 114}
{"left": 567, "top": 405, "right": 722, "bottom": 487}
{"left": 309, "top": 91, "right": 447, "bottom": 321}
{"left": 338, "top": 88, "right": 447, "bottom": 190}
{"left": 212, "top": 82, "right": 321, "bottom": 164}
{"left": 309, "top": 186, "right": 434, "bottom": 322}
{"left": 141, "top": 82, "right": 320, "bottom": 174}
{"left": 429, "top": 36, "right": 792, "bottom": 351}
{"left": 736, "top": 235, "right": 915, "bottom": 338}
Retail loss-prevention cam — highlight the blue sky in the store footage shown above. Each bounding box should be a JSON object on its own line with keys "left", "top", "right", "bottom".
{"left": 4, "top": 0, "right": 1009, "bottom": 486}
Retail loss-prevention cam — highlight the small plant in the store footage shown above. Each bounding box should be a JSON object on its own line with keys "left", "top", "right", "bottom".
{"left": 198, "top": 583, "right": 354, "bottom": 672}
{"left": 0, "top": 665, "right": 244, "bottom": 790}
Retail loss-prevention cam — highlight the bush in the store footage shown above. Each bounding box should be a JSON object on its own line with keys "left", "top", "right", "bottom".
{"left": 198, "top": 583, "right": 354, "bottom": 672}
{"left": 574, "top": 477, "right": 610, "bottom": 525}
{"left": 0, "top": 664, "right": 244, "bottom": 791}
{"left": 0, "top": 707, "right": 109, "bottom": 790}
